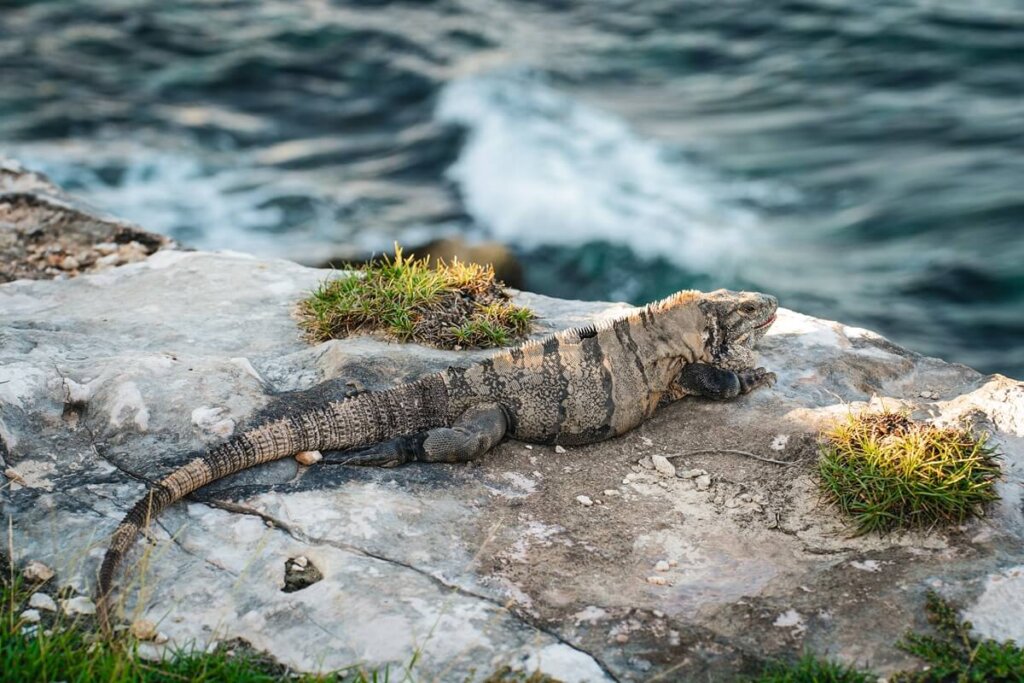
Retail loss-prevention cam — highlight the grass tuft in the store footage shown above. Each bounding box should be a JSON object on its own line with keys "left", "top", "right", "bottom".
{"left": 891, "top": 590, "right": 1024, "bottom": 682}
{"left": 297, "top": 245, "right": 534, "bottom": 349}
{"left": 818, "top": 409, "right": 1001, "bottom": 535}
{"left": 751, "top": 653, "right": 874, "bottom": 682}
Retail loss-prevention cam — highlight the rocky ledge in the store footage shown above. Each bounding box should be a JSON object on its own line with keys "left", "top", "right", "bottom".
{"left": 1, "top": 164, "right": 1023, "bottom": 681}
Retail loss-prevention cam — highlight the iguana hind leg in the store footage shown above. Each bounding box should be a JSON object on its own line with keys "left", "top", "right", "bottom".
{"left": 677, "top": 363, "right": 776, "bottom": 400}
{"left": 326, "top": 402, "right": 507, "bottom": 467}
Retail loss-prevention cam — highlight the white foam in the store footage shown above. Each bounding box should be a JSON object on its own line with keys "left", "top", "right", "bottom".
{"left": 437, "top": 72, "right": 765, "bottom": 274}
{"left": 10, "top": 142, "right": 336, "bottom": 261}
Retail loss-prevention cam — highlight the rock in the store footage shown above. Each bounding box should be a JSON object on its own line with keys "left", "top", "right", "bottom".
{"left": 694, "top": 475, "right": 712, "bottom": 491}
{"left": 646, "top": 576, "right": 668, "bottom": 586}
{"left": 3, "top": 162, "right": 1024, "bottom": 681}
{"left": 61, "top": 596, "right": 96, "bottom": 616}
{"left": 651, "top": 455, "right": 676, "bottom": 478}
{"left": 654, "top": 560, "right": 670, "bottom": 572}
{"left": 130, "top": 619, "right": 159, "bottom": 641}
{"left": 19, "top": 609, "right": 41, "bottom": 623}
{"left": 28, "top": 592, "right": 57, "bottom": 612}
{"left": 0, "top": 158, "right": 173, "bottom": 283}
{"left": 603, "top": 489, "right": 620, "bottom": 497}
{"left": 678, "top": 468, "right": 707, "bottom": 479}
{"left": 283, "top": 556, "right": 323, "bottom": 593}
{"left": 294, "top": 450, "right": 323, "bottom": 466}
{"left": 554, "top": 445, "right": 567, "bottom": 454}
{"left": 576, "top": 495, "right": 594, "bottom": 507}
{"left": 22, "top": 561, "right": 54, "bottom": 583}
{"left": 153, "top": 632, "right": 170, "bottom": 645}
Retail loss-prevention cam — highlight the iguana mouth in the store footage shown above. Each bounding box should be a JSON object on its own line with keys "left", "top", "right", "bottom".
{"left": 754, "top": 314, "right": 776, "bottom": 330}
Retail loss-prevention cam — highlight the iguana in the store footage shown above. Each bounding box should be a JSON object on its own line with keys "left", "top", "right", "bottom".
{"left": 96, "top": 288, "right": 777, "bottom": 630}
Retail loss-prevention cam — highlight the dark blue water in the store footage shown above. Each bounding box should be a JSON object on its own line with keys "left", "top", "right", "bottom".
{"left": 2, "top": 1, "right": 1022, "bottom": 376}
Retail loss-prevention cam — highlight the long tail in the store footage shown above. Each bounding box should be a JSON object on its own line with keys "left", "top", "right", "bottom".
{"left": 95, "top": 377, "right": 448, "bottom": 634}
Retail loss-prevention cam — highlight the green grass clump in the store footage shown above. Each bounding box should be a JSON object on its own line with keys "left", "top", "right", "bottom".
{"left": 751, "top": 653, "right": 874, "bottom": 682}
{"left": 892, "top": 590, "right": 1024, "bottom": 682}
{"left": 297, "top": 245, "right": 534, "bottom": 349}
{"left": 1, "top": 566, "right": 383, "bottom": 682}
{"left": 818, "top": 409, "right": 1001, "bottom": 535}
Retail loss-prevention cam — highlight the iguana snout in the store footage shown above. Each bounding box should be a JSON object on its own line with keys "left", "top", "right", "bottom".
{"left": 698, "top": 289, "right": 778, "bottom": 369}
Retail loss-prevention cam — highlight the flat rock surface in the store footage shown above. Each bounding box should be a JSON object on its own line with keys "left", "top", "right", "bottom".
{"left": 2, "top": 196, "right": 1024, "bottom": 681}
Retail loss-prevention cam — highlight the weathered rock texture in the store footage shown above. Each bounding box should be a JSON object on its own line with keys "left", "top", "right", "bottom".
{"left": 2, "top": 168, "right": 1023, "bottom": 682}
{"left": 0, "top": 157, "right": 173, "bottom": 283}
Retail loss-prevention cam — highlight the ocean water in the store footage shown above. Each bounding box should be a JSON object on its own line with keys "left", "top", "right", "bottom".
{"left": 2, "top": 1, "right": 1021, "bottom": 377}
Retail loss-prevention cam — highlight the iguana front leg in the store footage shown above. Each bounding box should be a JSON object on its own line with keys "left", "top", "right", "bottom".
{"left": 325, "top": 402, "right": 508, "bottom": 467}
{"left": 676, "top": 363, "right": 776, "bottom": 400}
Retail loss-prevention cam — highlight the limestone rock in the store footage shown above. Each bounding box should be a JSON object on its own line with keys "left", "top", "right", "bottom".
{"left": 651, "top": 455, "right": 676, "bottom": 478}
{"left": 2, "top": 163, "right": 1024, "bottom": 681}
{"left": 22, "top": 560, "right": 54, "bottom": 583}
{"left": 28, "top": 592, "right": 57, "bottom": 612}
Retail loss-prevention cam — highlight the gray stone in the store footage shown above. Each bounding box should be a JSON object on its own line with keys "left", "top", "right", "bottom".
{"left": 28, "top": 592, "right": 57, "bottom": 612}
{"left": 2, "top": 166, "right": 1024, "bottom": 681}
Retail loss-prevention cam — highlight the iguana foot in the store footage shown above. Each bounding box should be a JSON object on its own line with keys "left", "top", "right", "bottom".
{"left": 677, "top": 363, "right": 776, "bottom": 400}
{"left": 324, "top": 402, "right": 508, "bottom": 467}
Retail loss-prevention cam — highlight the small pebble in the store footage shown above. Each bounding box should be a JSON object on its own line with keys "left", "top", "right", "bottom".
{"left": 154, "top": 632, "right": 169, "bottom": 645}
{"left": 525, "top": 444, "right": 533, "bottom": 450}
{"left": 919, "top": 390, "right": 934, "bottom": 399}
{"left": 654, "top": 560, "right": 670, "bottom": 572}
{"left": 130, "top": 619, "right": 158, "bottom": 641}
{"left": 22, "top": 561, "right": 54, "bottom": 583}
{"left": 603, "top": 489, "right": 620, "bottom": 497}
{"left": 638, "top": 456, "right": 654, "bottom": 470}
{"left": 60, "top": 256, "right": 80, "bottom": 271}
{"left": 646, "top": 576, "right": 668, "bottom": 586}
{"left": 20, "top": 609, "right": 41, "bottom": 624}
{"left": 668, "top": 559, "right": 678, "bottom": 567}
{"left": 295, "top": 450, "right": 322, "bottom": 466}
{"left": 695, "top": 474, "right": 712, "bottom": 491}
{"left": 653, "top": 609, "right": 665, "bottom": 618}
{"left": 651, "top": 455, "right": 676, "bottom": 478}
{"left": 640, "top": 436, "right": 653, "bottom": 447}
{"left": 292, "top": 555, "right": 309, "bottom": 568}
{"left": 554, "top": 445, "right": 567, "bottom": 454}
{"left": 5, "top": 468, "right": 27, "bottom": 485}
{"left": 29, "top": 592, "right": 57, "bottom": 612}
{"left": 615, "top": 633, "right": 630, "bottom": 644}
{"left": 677, "top": 468, "right": 707, "bottom": 479}
{"left": 576, "top": 495, "right": 594, "bottom": 507}
{"left": 62, "top": 596, "right": 96, "bottom": 616}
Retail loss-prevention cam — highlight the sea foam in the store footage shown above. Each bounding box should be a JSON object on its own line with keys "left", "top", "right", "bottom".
{"left": 436, "top": 72, "right": 765, "bottom": 274}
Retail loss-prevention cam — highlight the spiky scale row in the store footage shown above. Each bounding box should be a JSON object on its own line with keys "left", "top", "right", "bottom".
{"left": 96, "top": 288, "right": 778, "bottom": 632}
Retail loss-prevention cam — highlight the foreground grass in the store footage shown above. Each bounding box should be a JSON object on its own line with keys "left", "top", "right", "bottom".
{"left": 754, "top": 591, "right": 1024, "bottom": 682}
{"left": 818, "top": 409, "right": 1000, "bottom": 535}
{"left": 297, "top": 246, "right": 534, "bottom": 349}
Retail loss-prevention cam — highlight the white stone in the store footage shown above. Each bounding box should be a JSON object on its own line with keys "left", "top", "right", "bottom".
{"left": 678, "top": 468, "right": 707, "bottom": 479}
{"left": 554, "top": 445, "right": 567, "bottom": 454}
{"left": 62, "top": 596, "right": 96, "bottom": 616}
{"left": 651, "top": 455, "right": 676, "bottom": 478}
{"left": 646, "top": 576, "right": 668, "bottom": 586}
{"left": 20, "top": 609, "right": 41, "bottom": 623}
{"left": 21, "top": 560, "right": 54, "bottom": 582}
{"left": 28, "top": 592, "right": 57, "bottom": 612}
{"left": 576, "top": 495, "right": 593, "bottom": 507}
{"left": 654, "top": 560, "right": 670, "bottom": 572}
{"left": 695, "top": 475, "right": 712, "bottom": 491}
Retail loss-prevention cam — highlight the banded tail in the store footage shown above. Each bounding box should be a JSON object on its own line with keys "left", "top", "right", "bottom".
{"left": 96, "top": 377, "right": 449, "bottom": 634}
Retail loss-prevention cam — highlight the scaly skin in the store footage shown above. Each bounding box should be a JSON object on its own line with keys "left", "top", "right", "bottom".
{"left": 96, "top": 288, "right": 777, "bottom": 631}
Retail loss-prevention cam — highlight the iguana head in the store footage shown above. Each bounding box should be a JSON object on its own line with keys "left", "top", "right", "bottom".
{"left": 698, "top": 289, "right": 778, "bottom": 370}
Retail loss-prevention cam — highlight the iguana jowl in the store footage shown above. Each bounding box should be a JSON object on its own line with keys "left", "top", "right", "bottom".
{"left": 96, "top": 289, "right": 777, "bottom": 628}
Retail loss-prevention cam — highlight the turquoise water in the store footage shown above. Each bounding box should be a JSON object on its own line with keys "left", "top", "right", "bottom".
{"left": 2, "top": 1, "right": 1021, "bottom": 376}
